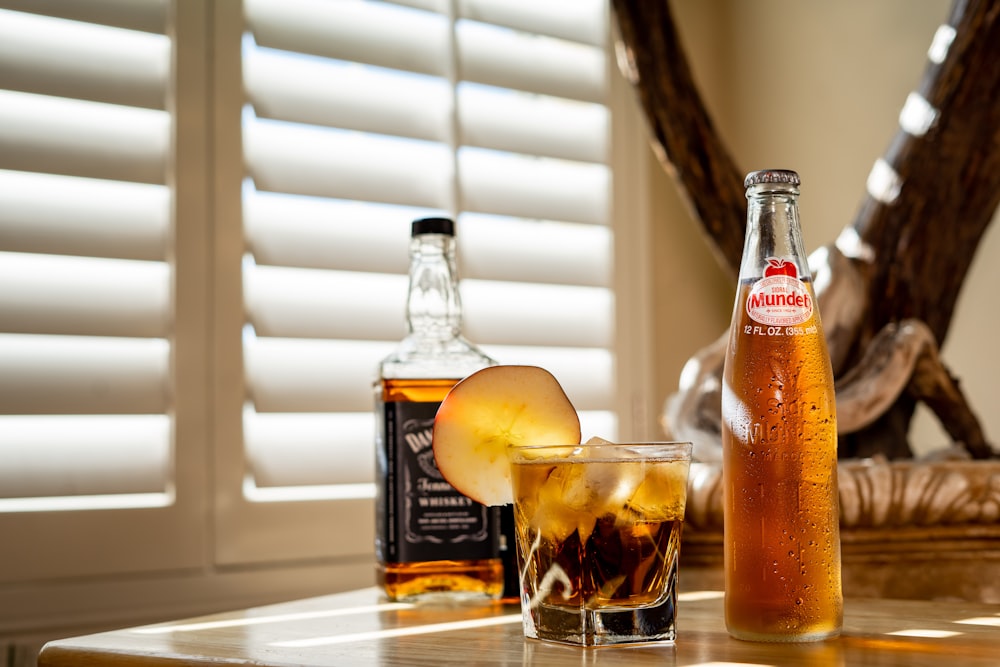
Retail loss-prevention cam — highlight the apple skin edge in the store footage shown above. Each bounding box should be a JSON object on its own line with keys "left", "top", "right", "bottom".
{"left": 431, "top": 365, "right": 581, "bottom": 507}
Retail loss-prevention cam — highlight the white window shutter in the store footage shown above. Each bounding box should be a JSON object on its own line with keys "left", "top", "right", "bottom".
{"left": 0, "top": 1, "right": 206, "bottom": 584}
{"left": 0, "top": 3, "right": 171, "bottom": 504}
{"left": 0, "top": 0, "right": 653, "bottom": 628}
{"left": 217, "top": 0, "right": 618, "bottom": 564}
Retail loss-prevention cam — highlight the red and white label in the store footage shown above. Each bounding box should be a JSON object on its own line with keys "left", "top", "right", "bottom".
{"left": 746, "top": 258, "right": 813, "bottom": 326}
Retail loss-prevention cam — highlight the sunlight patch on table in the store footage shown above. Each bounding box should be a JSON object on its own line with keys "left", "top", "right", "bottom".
{"left": 955, "top": 616, "right": 1000, "bottom": 627}
{"left": 887, "top": 628, "right": 962, "bottom": 638}
{"left": 132, "top": 603, "right": 415, "bottom": 634}
{"left": 678, "top": 590, "right": 725, "bottom": 602}
{"left": 271, "top": 614, "right": 522, "bottom": 647}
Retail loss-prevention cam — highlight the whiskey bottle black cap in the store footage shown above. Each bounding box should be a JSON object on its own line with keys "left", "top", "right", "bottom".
{"left": 411, "top": 217, "right": 455, "bottom": 237}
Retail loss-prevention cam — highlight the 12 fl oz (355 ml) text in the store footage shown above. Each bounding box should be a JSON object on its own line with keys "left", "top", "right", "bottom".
{"left": 743, "top": 325, "right": 818, "bottom": 337}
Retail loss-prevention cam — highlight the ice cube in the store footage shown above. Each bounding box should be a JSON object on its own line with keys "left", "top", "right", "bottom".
{"left": 554, "top": 460, "right": 641, "bottom": 524}
{"left": 549, "top": 463, "right": 594, "bottom": 511}
{"left": 625, "top": 458, "right": 690, "bottom": 521}
{"left": 534, "top": 466, "right": 597, "bottom": 542}
{"left": 582, "top": 438, "right": 641, "bottom": 462}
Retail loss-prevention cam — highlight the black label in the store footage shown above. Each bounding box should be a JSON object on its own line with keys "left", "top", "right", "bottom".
{"left": 377, "top": 399, "right": 498, "bottom": 564}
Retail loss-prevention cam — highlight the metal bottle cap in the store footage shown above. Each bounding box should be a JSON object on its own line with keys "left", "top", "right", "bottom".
{"left": 744, "top": 169, "right": 801, "bottom": 189}
{"left": 411, "top": 217, "right": 455, "bottom": 237}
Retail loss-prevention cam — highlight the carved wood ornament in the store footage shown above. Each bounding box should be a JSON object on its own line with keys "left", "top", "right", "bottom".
{"left": 611, "top": 0, "right": 1000, "bottom": 462}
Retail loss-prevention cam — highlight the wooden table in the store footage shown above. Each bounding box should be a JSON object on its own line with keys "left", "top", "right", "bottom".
{"left": 39, "top": 587, "right": 1000, "bottom": 666}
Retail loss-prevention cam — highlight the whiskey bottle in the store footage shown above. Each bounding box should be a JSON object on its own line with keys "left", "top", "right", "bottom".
{"left": 374, "top": 216, "right": 503, "bottom": 601}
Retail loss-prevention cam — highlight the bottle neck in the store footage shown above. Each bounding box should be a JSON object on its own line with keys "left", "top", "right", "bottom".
{"left": 741, "top": 184, "right": 810, "bottom": 281}
{"left": 406, "top": 233, "right": 462, "bottom": 339}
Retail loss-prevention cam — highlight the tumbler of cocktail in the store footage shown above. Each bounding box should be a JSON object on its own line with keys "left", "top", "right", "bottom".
{"left": 431, "top": 365, "right": 693, "bottom": 648}
{"left": 508, "top": 441, "right": 692, "bottom": 646}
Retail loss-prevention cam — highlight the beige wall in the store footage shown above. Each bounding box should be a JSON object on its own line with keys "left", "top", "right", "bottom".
{"left": 647, "top": 0, "right": 999, "bottom": 456}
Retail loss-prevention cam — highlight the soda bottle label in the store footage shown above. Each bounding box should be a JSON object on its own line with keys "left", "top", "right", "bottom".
{"left": 745, "top": 257, "right": 814, "bottom": 326}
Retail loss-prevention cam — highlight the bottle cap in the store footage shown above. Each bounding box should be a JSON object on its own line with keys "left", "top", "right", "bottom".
{"left": 744, "top": 169, "right": 800, "bottom": 188}
{"left": 411, "top": 217, "right": 455, "bottom": 237}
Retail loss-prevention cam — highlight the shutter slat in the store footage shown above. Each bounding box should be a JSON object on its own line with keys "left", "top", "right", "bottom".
{"left": 458, "top": 0, "right": 606, "bottom": 47}
{"left": 457, "top": 20, "right": 606, "bottom": 103}
{"left": 463, "top": 280, "right": 613, "bottom": 348}
{"left": 459, "top": 83, "right": 608, "bottom": 163}
{"left": 459, "top": 213, "right": 610, "bottom": 287}
{"left": 245, "top": 114, "right": 452, "bottom": 208}
{"left": 246, "top": 193, "right": 611, "bottom": 286}
{"left": 0, "top": 252, "right": 170, "bottom": 337}
{"left": 244, "top": 0, "right": 448, "bottom": 76}
{"left": 245, "top": 337, "right": 392, "bottom": 413}
{"left": 245, "top": 45, "right": 450, "bottom": 142}
{"left": 0, "top": 9, "right": 168, "bottom": 109}
{"left": 245, "top": 264, "right": 612, "bottom": 347}
{"left": 0, "top": 334, "right": 169, "bottom": 415}
{"left": 244, "top": 190, "right": 417, "bottom": 274}
{"left": 246, "top": 338, "right": 609, "bottom": 413}
{"left": 0, "top": 252, "right": 171, "bottom": 338}
{"left": 0, "top": 415, "right": 169, "bottom": 498}
{"left": 244, "top": 265, "right": 406, "bottom": 341}
{"left": 245, "top": 411, "right": 374, "bottom": 488}
{"left": 0, "top": 170, "right": 169, "bottom": 261}
{"left": 460, "top": 148, "right": 609, "bottom": 224}
{"left": 0, "top": 0, "right": 168, "bottom": 34}
{"left": 0, "top": 90, "right": 169, "bottom": 184}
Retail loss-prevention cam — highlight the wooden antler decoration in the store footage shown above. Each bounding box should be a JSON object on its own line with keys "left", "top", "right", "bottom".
{"left": 611, "top": 0, "right": 1000, "bottom": 461}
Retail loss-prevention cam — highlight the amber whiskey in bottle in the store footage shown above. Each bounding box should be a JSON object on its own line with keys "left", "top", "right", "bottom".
{"left": 374, "top": 217, "right": 503, "bottom": 601}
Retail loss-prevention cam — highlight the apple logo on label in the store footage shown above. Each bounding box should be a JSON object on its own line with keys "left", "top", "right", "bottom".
{"left": 763, "top": 257, "right": 797, "bottom": 278}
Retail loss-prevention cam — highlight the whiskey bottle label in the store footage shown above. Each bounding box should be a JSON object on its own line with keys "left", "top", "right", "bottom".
{"left": 380, "top": 399, "right": 498, "bottom": 563}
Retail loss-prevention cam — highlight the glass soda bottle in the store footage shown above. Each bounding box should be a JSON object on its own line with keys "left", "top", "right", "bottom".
{"left": 721, "top": 170, "right": 843, "bottom": 641}
{"left": 374, "top": 216, "right": 504, "bottom": 601}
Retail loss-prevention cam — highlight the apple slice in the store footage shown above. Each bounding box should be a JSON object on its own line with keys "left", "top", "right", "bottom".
{"left": 432, "top": 365, "right": 581, "bottom": 506}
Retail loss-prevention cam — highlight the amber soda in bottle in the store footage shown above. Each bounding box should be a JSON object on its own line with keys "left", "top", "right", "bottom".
{"left": 721, "top": 170, "right": 842, "bottom": 641}
{"left": 375, "top": 217, "right": 503, "bottom": 601}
